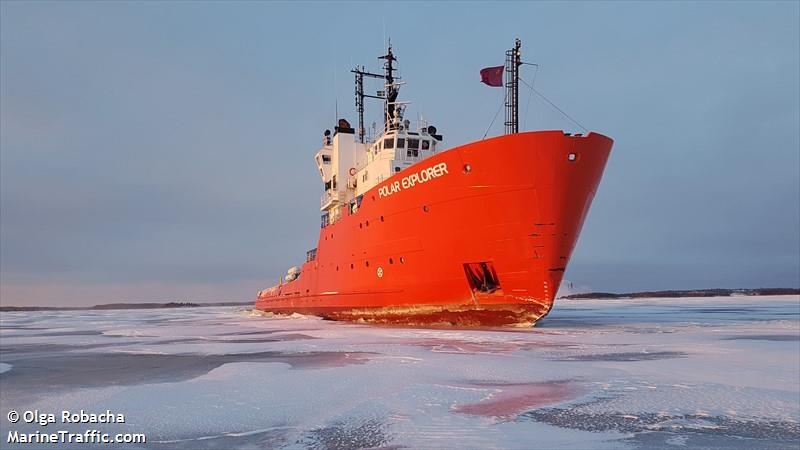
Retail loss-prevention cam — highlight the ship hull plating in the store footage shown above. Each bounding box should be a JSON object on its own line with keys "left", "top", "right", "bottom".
{"left": 256, "top": 130, "right": 613, "bottom": 326}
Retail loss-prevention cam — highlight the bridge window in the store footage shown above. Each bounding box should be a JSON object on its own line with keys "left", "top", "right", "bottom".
{"left": 407, "top": 139, "right": 420, "bottom": 157}
{"left": 397, "top": 138, "right": 405, "bottom": 149}
{"left": 384, "top": 138, "right": 394, "bottom": 149}
{"left": 321, "top": 154, "right": 332, "bottom": 164}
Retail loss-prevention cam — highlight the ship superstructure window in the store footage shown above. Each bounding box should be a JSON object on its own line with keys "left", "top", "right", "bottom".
{"left": 397, "top": 138, "right": 405, "bottom": 149}
{"left": 407, "top": 139, "right": 419, "bottom": 157}
{"left": 321, "top": 155, "right": 332, "bottom": 164}
{"left": 320, "top": 213, "right": 329, "bottom": 228}
{"left": 421, "top": 140, "right": 430, "bottom": 150}
{"left": 384, "top": 138, "right": 394, "bottom": 149}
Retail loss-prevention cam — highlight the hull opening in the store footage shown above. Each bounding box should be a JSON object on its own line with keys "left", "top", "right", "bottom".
{"left": 464, "top": 262, "right": 501, "bottom": 294}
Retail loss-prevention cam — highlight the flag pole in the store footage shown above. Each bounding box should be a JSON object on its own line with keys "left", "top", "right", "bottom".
{"left": 504, "top": 38, "right": 522, "bottom": 134}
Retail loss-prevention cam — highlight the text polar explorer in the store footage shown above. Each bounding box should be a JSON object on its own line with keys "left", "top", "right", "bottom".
{"left": 378, "top": 162, "right": 449, "bottom": 198}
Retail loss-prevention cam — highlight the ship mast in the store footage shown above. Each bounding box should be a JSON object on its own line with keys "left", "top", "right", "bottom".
{"left": 504, "top": 38, "right": 522, "bottom": 134}
{"left": 351, "top": 45, "right": 400, "bottom": 143}
{"left": 351, "top": 66, "right": 383, "bottom": 143}
{"left": 379, "top": 45, "right": 399, "bottom": 131}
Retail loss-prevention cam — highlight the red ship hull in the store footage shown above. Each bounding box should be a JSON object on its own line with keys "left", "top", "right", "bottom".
{"left": 255, "top": 130, "right": 612, "bottom": 326}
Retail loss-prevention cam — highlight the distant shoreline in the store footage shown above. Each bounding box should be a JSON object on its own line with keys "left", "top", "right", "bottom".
{"left": 2, "top": 288, "right": 798, "bottom": 312}
{"left": 560, "top": 288, "right": 799, "bottom": 300}
{"left": 0, "top": 301, "right": 253, "bottom": 312}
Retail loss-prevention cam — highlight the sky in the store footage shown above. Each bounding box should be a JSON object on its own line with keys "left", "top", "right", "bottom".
{"left": 1, "top": 1, "right": 798, "bottom": 306}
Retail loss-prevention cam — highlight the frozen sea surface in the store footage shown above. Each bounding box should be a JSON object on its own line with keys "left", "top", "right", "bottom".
{"left": 1, "top": 295, "right": 798, "bottom": 449}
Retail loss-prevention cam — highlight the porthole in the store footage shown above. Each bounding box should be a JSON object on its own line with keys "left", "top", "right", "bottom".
{"left": 365, "top": 261, "right": 370, "bottom": 267}
{"left": 359, "top": 223, "right": 363, "bottom": 228}
{"left": 567, "top": 153, "right": 577, "bottom": 161}
{"left": 366, "top": 220, "right": 369, "bottom": 226}
{"left": 389, "top": 258, "right": 394, "bottom": 264}
{"left": 400, "top": 256, "right": 406, "bottom": 264}
{"left": 422, "top": 205, "right": 429, "bottom": 212}
{"left": 463, "top": 164, "right": 472, "bottom": 173}
{"left": 336, "top": 266, "right": 339, "bottom": 271}
{"left": 380, "top": 215, "right": 385, "bottom": 222}
{"left": 350, "top": 263, "right": 354, "bottom": 269}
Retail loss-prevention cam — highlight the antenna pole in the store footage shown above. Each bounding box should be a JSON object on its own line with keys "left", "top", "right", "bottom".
{"left": 354, "top": 68, "right": 365, "bottom": 143}
{"left": 504, "top": 38, "right": 522, "bottom": 134}
{"left": 351, "top": 65, "right": 385, "bottom": 143}
{"left": 350, "top": 45, "right": 398, "bottom": 140}
{"left": 379, "top": 45, "right": 398, "bottom": 131}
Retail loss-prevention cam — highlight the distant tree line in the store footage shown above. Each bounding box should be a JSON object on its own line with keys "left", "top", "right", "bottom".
{"left": 561, "top": 288, "right": 799, "bottom": 300}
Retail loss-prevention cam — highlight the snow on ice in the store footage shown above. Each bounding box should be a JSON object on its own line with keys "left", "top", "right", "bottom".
{"left": 0, "top": 295, "right": 798, "bottom": 449}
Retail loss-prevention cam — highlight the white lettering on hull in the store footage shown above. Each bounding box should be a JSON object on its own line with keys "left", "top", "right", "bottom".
{"left": 378, "top": 162, "right": 449, "bottom": 199}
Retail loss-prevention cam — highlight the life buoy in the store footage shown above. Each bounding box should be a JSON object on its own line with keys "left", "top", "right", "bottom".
{"left": 349, "top": 167, "right": 356, "bottom": 176}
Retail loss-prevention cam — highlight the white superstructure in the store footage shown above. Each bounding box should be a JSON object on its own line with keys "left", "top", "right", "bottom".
{"left": 313, "top": 46, "right": 443, "bottom": 227}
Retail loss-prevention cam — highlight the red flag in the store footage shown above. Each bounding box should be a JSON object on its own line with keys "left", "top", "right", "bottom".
{"left": 480, "top": 65, "right": 504, "bottom": 87}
